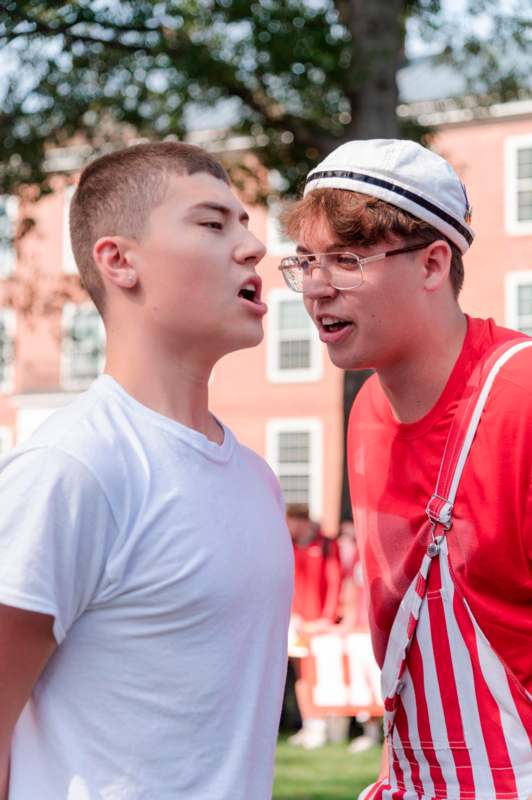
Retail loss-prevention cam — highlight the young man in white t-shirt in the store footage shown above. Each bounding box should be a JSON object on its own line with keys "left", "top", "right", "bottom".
{"left": 0, "top": 142, "right": 294, "bottom": 800}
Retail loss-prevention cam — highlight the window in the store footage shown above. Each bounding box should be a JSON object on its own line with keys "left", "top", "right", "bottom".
{"left": 62, "top": 185, "right": 78, "bottom": 274}
{"left": 61, "top": 303, "right": 106, "bottom": 389}
{"left": 0, "top": 310, "right": 15, "bottom": 393}
{"left": 267, "top": 289, "right": 322, "bottom": 382}
{"left": 505, "top": 135, "right": 532, "bottom": 235}
{"left": 505, "top": 270, "right": 532, "bottom": 335}
{"left": 266, "top": 418, "right": 322, "bottom": 518}
{"left": 0, "top": 195, "right": 18, "bottom": 278}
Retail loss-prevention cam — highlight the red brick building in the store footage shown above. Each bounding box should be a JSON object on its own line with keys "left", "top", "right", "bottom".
{"left": 1, "top": 98, "right": 531, "bottom": 532}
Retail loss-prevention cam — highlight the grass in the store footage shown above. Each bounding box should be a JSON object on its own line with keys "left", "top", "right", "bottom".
{"left": 273, "top": 736, "right": 381, "bottom": 800}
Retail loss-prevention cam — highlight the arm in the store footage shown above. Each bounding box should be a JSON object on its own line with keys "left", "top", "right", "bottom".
{"left": 321, "top": 539, "right": 342, "bottom": 623}
{"left": 0, "top": 605, "right": 56, "bottom": 800}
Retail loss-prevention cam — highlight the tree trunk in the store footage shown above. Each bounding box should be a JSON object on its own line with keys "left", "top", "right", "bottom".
{"left": 337, "top": 0, "right": 406, "bottom": 524}
{"left": 341, "top": 0, "right": 405, "bottom": 141}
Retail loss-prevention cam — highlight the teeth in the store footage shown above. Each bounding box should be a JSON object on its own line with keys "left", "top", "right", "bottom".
{"left": 321, "top": 316, "right": 343, "bottom": 325}
{"left": 243, "top": 283, "right": 256, "bottom": 292}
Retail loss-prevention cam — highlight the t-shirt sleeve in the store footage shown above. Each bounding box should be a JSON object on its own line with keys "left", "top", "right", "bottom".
{"left": 0, "top": 447, "right": 118, "bottom": 643}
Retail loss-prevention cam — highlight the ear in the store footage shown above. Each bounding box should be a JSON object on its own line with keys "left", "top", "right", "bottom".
{"left": 422, "top": 240, "right": 452, "bottom": 293}
{"left": 93, "top": 236, "right": 138, "bottom": 289}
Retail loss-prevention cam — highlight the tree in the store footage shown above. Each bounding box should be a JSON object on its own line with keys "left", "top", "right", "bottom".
{"left": 0, "top": 0, "right": 530, "bottom": 519}
{"left": 0, "top": 1, "right": 529, "bottom": 196}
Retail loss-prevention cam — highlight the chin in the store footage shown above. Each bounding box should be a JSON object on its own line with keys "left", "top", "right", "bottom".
{"left": 228, "top": 326, "right": 264, "bottom": 353}
{"left": 328, "top": 345, "right": 371, "bottom": 372}
{"left": 243, "top": 328, "right": 265, "bottom": 349}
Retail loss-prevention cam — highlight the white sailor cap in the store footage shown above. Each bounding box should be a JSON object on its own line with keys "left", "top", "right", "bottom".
{"left": 304, "top": 139, "right": 474, "bottom": 254}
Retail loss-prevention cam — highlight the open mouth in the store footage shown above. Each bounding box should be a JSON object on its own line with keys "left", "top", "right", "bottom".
{"left": 237, "top": 279, "right": 267, "bottom": 316}
{"left": 238, "top": 282, "right": 260, "bottom": 303}
{"left": 320, "top": 316, "right": 351, "bottom": 333}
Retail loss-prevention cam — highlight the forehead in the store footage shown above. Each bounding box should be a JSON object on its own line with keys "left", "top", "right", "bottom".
{"left": 296, "top": 214, "right": 341, "bottom": 252}
{"left": 160, "top": 171, "right": 245, "bottom": 216}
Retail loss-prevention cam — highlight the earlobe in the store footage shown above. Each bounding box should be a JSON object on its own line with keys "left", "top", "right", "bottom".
{"left": 93, "top": 237, "right": 138, "bottom": 289}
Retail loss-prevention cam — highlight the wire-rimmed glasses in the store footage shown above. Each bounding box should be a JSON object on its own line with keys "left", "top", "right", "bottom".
{"left": 278, "top": 242, "right": 430, "bottom": 293}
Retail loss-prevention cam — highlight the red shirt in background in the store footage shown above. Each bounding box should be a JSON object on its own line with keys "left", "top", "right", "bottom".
{"left": 292, "top": 532, "right": 341, "bottom": 622}
{"left": 347, "top": 316, "right": 532, "bottom": 692}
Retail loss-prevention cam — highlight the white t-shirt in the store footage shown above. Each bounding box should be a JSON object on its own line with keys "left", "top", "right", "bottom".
{"left": 0, "top": 375, "right": 293, "bottom": 800}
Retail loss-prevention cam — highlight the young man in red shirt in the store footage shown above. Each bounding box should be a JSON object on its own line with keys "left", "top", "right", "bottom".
{"left": 280, "top": 139, "right": 532, "bottom": 799}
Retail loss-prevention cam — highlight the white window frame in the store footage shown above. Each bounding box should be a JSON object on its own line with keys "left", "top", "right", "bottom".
{"left": 62, "top": 185, "right": 78, "bottom": 274}
{"left": 266, "top": 417, "right": 323, "bottom": 519}
{"left": 0, "top": 426, "right": 13, "bottom": 454}
{"left": 267, "top": 288, "right": 322, "bottom": 383}
{"left": 505, "top": 269, "right": 532, "bottom": 333}
{"left": 61, "top": 302, "right": 106, "bottom": 390}
{"left": 505, "top": 134, "right": 532, "bottom": 236}
{"left": 0, "top": 309, "right": 16, "bottom": 393}
{"left": 0, "top": 195, "right": 19, "bottom": 278}
{"left": 266, "top": 200, "right": 293, "bottom": 256}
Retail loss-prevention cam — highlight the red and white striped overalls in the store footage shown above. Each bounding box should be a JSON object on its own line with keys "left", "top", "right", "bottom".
{"left": 361, "top": 340, "right": 532, "bottom": 800}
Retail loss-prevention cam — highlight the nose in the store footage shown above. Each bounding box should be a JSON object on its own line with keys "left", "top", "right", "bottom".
{"left": 235, "top": 228, "right": 267, "bottom": 266}
{"left": 302, "top": 266, "right": 338, "bottom": 300}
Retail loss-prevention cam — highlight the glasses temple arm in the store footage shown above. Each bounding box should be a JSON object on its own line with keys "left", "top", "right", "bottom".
{"left": 385, "top": 242, "right": 431, "bottom": 258}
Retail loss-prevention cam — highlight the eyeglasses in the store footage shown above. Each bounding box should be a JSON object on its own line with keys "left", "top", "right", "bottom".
{"left": 278, "top": 242, "right": 430, "bottom": 293}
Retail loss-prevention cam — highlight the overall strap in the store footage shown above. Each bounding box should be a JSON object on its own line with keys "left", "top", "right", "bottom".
{"left": 426, "top": 338, "right": 532, "bottom": 529}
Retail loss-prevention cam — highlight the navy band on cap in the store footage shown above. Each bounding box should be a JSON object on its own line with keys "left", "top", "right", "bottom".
{"left": 305, "top": 169, "right": 474, "bottom": 246}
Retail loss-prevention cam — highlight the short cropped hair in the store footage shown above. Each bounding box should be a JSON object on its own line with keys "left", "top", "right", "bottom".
{"left": 69, "top": 141, "right": 230, "bottom": 316}
{"left": 283, "top": 188, "right": 464, "bottom": 296}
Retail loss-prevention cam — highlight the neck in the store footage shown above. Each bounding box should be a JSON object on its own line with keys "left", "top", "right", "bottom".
{"left": 103, "top": 331, "right": 223, "bottom": 445}
{"left": 377, "top": 308, "right": 467, "bottom": 424}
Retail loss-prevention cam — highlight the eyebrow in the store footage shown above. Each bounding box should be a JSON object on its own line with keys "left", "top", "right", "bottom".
{"left": 189, "top": 201, "right": 249, "bottom": 224}
{"left": 296, "top": 242, "right": 347, "bottom": 254}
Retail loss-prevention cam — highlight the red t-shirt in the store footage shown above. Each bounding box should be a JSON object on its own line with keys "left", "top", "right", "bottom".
{"left": 292, "top": 533, "right": 341, "bottom": 622}
{"left": 347, "top": 316, "right": 532, "bottom": 692}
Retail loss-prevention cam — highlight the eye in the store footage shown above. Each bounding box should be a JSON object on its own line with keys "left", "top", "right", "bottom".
{"left": 201, "top": 221, "right": 223, "bottom": 230}
{"left": 299, "top": 255, "right": 317, "bottom": 270}
{"left": 335, "top": 253, "right": 359, "bottom": 268}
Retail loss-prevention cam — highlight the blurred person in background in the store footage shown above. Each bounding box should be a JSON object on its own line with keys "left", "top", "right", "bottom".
{"left": 337, "top": 519, "right": 381, "bottom": 754}
{"left": 286, "top": 503, "right": 342, "bottom": 749}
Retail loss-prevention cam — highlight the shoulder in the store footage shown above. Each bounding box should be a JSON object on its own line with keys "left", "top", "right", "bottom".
{"left": 0, "top": 445, "right": 116, "bottom": 525}
{"left": 471, "top": 339, "right": 532, "bottom": 481}
{"left": 235, "top": 440, "right": 281, "bottom": 485}
{"left": 20, "top": 379, "right": 121, "bottom": 463}
{"left": 4, "top": 380, "right": 138, "bottom": 516}
{"left": 230, "top": 438, "right": 286, "bottom": 511}
{"left": 494, "top": 341, "right": 532, "bottom": 398}
{"left": 476, "top": 335, "right": 532, "bottom": 418}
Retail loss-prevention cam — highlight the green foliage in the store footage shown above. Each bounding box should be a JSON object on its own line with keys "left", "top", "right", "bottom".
{"left": 0, "top": 0, "right": 530, "bottom": 196}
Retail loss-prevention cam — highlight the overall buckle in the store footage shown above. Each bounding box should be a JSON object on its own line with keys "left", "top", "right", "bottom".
{"left": 425, "top": 493, "right": 453, "bottom": 530}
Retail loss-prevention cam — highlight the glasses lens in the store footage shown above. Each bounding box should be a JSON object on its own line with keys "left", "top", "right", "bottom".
{"left": 280, "top": 260, "right": 304, "bottom": 292}
{"left": 327, "top": 253, "right": 362, "bottom": 289}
